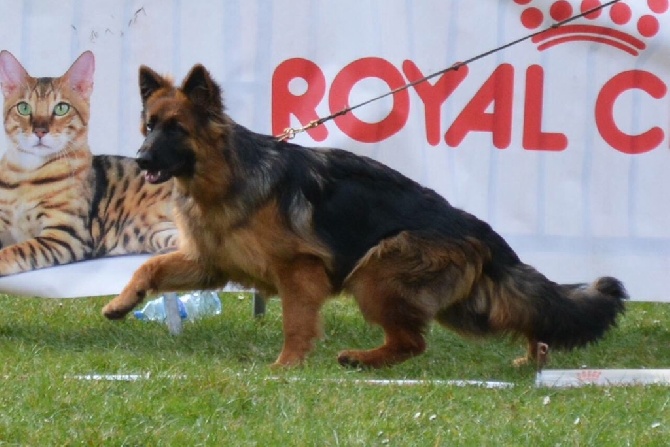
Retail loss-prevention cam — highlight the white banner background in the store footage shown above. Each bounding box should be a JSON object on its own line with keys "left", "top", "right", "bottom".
{"left": 0, "top": 0, "right": 668, "bottom": 301}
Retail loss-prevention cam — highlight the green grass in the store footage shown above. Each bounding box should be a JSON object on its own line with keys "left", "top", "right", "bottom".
{"left": 0, "top": 293, "right": 668, "bottom": 446}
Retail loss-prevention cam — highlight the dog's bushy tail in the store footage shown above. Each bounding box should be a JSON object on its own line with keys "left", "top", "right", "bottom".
{"left": 507, "top": 267, "right": 628, "bottom": 350}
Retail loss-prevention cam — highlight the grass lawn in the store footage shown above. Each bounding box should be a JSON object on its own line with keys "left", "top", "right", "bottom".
{"left": 0, "top": 292, "right": 668, "bottom": 446}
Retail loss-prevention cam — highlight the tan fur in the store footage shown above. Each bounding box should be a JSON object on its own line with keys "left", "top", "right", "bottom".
{"left": 0, "top": 51, "right": 177, "bottom": 277}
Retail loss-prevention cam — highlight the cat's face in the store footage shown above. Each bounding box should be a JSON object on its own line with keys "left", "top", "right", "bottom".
{"left": 0, "top": 51, "right": 94, "bottom": 168}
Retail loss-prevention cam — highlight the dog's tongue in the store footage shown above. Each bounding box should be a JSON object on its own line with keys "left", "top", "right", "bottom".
{"left": 145, "top": 170, "right": 162, "bottom": 184}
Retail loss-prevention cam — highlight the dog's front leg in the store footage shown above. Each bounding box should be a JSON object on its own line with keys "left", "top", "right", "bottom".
{"left": 273, "top": 257, "right": 332, "bottom": 367}
{"left": 102, "top": 250, "right": 213, "bottom": 319}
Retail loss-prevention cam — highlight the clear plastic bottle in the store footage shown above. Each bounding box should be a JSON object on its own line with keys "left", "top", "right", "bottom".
{"left": 179, "top": 291, "right": 222, "bottom": 321}
{"left": 133, "top": 291, "right": 221, "bottom": 322}
{"left": 133, "top": 297, "right": 167, "bottom": 322}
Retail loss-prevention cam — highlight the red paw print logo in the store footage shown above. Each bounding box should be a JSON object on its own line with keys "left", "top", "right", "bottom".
{"left": 514, "top": 0, "right": 668, "bottom": 56}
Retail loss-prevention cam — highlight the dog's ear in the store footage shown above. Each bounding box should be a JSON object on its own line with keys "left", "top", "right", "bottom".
{"left": 139, "top": 65, "right": 169, "bottom": 104}
{"left": 181, "top": 64, "right": 224, "bottom": 118}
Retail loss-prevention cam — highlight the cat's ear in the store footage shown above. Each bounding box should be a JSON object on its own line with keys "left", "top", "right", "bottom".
{"left": 0, "top": 50, "right": 29, "bottom": 98}
{"left": 64, "top": 51, "right": 95, "bottom": 100}
{"left": 181, "top": 64, "right": 224, "bottom": 118}
{"left": 139, "top": 66, "right": 170, "bottom": 104}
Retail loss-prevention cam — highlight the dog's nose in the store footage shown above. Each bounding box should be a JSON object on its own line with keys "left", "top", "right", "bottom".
{"left": 136, "top": 150, "right": 153, "bottom": 170}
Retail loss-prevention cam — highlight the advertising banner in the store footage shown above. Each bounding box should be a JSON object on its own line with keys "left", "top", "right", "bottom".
{"left": 0, "top": 0, "right": 668, "bottom": 300}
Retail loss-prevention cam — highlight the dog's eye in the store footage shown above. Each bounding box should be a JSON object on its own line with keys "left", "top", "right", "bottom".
{"left": 163, "top": 118, "right": 188, "bottom": 136}
{"left": 145, "top": 121, "right": 155, "bottom": 133}
{"left": 173, "top": 121, "right": 189, "bottom": 135}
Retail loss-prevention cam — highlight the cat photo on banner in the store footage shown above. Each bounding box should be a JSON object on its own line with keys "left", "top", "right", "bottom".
{"left": 0, "top": 50, "right": 178, "bottom": 297}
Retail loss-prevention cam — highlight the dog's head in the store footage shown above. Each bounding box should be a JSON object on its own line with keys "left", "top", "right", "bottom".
{"left": 136, "top": 64, "right": 225, "bottom": 184}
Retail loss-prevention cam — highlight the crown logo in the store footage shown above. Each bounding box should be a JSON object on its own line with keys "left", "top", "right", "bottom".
{"left": 514, "top": 0, "right": 667, "bottom": 55}
{"left": 576, "top": 370, "right": 603, "bottom": 383}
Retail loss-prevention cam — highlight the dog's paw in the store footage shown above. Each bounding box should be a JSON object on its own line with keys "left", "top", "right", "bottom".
{"left": 101, "top": 301, "right": 132, "bottom": 320}
{"left": 101, "top": 306, "right": 127, "bottom": 320}
{"left": 102, "top": 289, "right": 147, "bottom": 320}
{"left": 272, "top": 351, "right": 306, "bottom": 368}
{"left": 512, "top": 356, "right": 531, "bottom": 367}
{"left": 337, "top": 350, "right": 365, "bottom": 369}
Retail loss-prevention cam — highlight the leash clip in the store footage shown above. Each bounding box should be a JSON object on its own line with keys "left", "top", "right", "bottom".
{"left": 276, "top": 120, "right": 320, "bottom": 142}
{"left": 278, "top": 127, "right": 296, "bottom": 141}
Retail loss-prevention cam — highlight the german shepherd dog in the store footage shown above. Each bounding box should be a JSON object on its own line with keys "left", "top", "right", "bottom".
{"left": 102, "top": 64, "right": 628, "bottom": 368}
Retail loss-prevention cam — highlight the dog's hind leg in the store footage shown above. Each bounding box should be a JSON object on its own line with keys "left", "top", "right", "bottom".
{"left": 338, "top": 281, "right": 428, "bottom": 368}
{"left": 102, "top": 250, "right": 215, "bottom": 319}
{"left": 338, "top": 232, "right": 477, "bottom": 368}
{"left": 339, "top": 268, "right": 429, "bottom": 368}
{"left": 337, "top": 324, "right": 427, "bottom": 369}
{"left": 272, "top": 256, "right": 332, "bottom": 367}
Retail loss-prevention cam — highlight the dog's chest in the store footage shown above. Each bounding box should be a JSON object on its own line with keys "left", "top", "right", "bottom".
{"left": 177, "top": 204, "right": 272, "bottom": 276}
{"left": 178, "top": 198, "right": 316, "bottom": 289}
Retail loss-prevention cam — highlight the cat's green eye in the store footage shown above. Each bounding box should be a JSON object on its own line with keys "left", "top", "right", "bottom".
{"left": 53, "top": 102, "right": 70, "bottom": 116}
{"left": 16, "top": 102, "right": 31, "bottom": 116}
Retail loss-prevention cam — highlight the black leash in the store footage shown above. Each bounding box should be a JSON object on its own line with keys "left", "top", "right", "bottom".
{"left": 277, "top": 0, "right": 623, "bottom": 141}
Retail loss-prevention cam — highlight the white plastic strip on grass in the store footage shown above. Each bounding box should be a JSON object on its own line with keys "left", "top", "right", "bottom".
{"left": 267, "top": 377, "right": 514, "bottom": 388}
{"left": 66, "top": 374, "right": 514, "bottom": 388}
{"left": 536, "top": 369, "right": 670, "bottom": 388}
{"left": 68, "top": 373, "right": 187, "bottom": 381}
{"left": 69, "top": 374, "right": 148, "bottom": 381}
{"left": 66, "top": 370, "right": 670, "bottom": 387}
